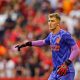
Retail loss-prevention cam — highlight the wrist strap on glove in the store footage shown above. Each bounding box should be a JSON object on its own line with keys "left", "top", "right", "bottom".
{"left": 65, "top": 59, "right": 72, "bottom": 66}
{"left": 20, "top": 42, "right": 32, "bottom": 48}
{"left": 25, "top": 42, "right": 32, "bottom": 46}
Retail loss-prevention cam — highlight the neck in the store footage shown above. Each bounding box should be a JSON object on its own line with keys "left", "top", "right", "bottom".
{"left": 51, "top": 26, "right": 60, "bottom": 34}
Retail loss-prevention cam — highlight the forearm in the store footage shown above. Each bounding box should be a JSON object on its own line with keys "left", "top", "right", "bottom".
{"left": 32, "top": 40, "right": 46, "bottom": 47}
{"left": 69, "top": 44, "right": 80, "bottom": 61}
{"left": 15, "top": 40, "right": 46, "bottom": 51}
{"left": 57, "top": 44, "right": 80, "bottom": 76}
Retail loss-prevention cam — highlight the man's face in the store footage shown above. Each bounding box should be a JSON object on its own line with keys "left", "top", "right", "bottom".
{"left": 48, "top": 17, "right": 59, "bottom": 30}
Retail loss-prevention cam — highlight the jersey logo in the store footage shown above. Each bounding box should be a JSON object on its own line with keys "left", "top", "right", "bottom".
{"left": 50, "top": 45, "right": 60, "bottom": 51}
{"left": 56, "top": 37, "right": 61, "bottom": 44}
{"left": 50, "top": 37, "right": 61, "bottom": 51}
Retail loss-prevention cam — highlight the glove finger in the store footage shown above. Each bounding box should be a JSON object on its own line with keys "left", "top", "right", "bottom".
{"left": 15, "top": 45, "right": 19, "bottom": 48}
{"left": 62, "top": 69, "right": 67, "bottom": 76}
{"left": 63, "top": 70, "right": 67, "bottom": 75}
{"left": 60, "top": 70, "right": 66, "bottom": 76}
{"left": 57, "top": 67, "right": 62, "bottom": 73}
{"left": 57, "top": 68, "right": 66, "bottom": 76}
{"left": 57, "top": 69, "right": 60, "bottom": 74}
{"left": 60, "top": 70, "right": 64, "bottom": 75}
{"left": 57, "top": 69, "right": 61, "bottom": 75}
{"left": 61, "top": 72, "right": 63, "bottom": 76}
{"left": 58, "top": 70, "right": 63, "bottom": 76}
{"left": 15, "top": 45, "right": 21, "bottom": 51}
{"left": 62, "top": 72, "right": 65, "bottom": 76}
{"left": 18, "top": 48, "right": 20, "bottom": 51}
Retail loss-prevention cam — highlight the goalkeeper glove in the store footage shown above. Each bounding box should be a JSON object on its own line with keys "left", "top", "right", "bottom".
{"left": 57, "top": 59, "right": 72, "bottom": 76}
{"left": 15, "top": 42, "right": 32, "bottom": 51}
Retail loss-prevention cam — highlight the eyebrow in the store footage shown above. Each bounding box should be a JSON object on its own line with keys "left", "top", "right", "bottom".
{"left": 48, "top": 20, "right": 54, "bottom": 22}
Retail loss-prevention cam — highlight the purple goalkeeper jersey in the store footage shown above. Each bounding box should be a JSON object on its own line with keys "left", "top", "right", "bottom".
{"left": 45, "top": 29, "right": 76, "bottom": 72}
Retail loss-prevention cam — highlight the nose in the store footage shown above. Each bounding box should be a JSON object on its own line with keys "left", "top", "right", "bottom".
{"left": 48, "top": 22, "right": 51, "bottom": 26}
{"left": 48, "top": 21, "right": 51, "bottom": 25}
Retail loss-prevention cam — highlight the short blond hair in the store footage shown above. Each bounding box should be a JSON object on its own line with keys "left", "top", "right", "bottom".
{"left": 48, "top": 13, "right": 61, "bottom": 21}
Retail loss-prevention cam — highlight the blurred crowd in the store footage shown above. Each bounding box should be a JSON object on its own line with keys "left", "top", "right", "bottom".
{"left": 0, "top": 0, "right": 80, "bottom": 79}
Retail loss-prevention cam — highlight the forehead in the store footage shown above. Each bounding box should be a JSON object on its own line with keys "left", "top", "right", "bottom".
{"left": 48, "top": 17, "right": 57, "bottom": 21}
{"left": 48, "top": 13, "right": 60, "bottom": 21}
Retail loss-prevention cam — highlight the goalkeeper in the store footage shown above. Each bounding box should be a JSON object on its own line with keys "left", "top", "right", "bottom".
{"left": 15, "top": 13, "right": 80, "bottom": 80}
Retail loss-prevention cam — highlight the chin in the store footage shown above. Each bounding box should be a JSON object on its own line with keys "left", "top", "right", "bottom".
{"left": 49, "top": 28, "right": 55, "bottom": 30}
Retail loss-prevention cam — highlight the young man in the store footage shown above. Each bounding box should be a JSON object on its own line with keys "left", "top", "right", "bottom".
{"left": 15, "top": 13, "right": 80, "bottom": 80}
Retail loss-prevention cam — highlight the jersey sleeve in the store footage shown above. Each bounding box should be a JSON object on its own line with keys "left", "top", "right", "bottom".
{"left": 44, "top": 33, "right": 51, "bottom": 45}
{"left": 62, "top": 32, "right": 76, "bottom": 47}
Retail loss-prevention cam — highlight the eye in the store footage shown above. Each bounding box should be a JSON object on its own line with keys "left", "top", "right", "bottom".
{"left": 48, "top": 20, "right": 50, "bottom": 22}
{"left": 48, "top": 20, "right": 54, "bottom": 22}
{"left": 51, "top": 20, "right": 54, "bottom": 22}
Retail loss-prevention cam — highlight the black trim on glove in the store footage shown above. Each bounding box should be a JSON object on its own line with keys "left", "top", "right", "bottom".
{"left": 20, "top": 41, "right": 32, "bottom": 47}
{"left": 25, "top": 42, "right": 32, "bottom": 46}
{"left": 65, "top": 59, "right": 72, "bottom": 66}
{"left": 15, "top": 42, "right": 32, "bottom": 51}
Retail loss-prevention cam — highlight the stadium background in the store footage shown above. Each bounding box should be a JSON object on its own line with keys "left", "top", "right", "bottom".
{"left": 0, "top": 0, "right": 80, "bottom": 80}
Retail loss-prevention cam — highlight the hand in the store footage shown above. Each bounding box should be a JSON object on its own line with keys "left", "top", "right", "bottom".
{"left": 15, "top": 45, "right": 21, "bottom": 51}
{"left": 57, "top": 63, "right": 68, "bottom": 76}
{"left": 15, "top": 42, "right": 32, "bottom": 51}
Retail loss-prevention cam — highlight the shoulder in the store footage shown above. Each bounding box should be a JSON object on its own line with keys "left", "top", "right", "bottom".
{"left": 60, "top": 29, "right": 71, "bottom": 37}
{"left": 47, "top": 32, "right": 52, "bottom": 37}
{"left": 60, "top": 30, "right": 73, "bottom": 41}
